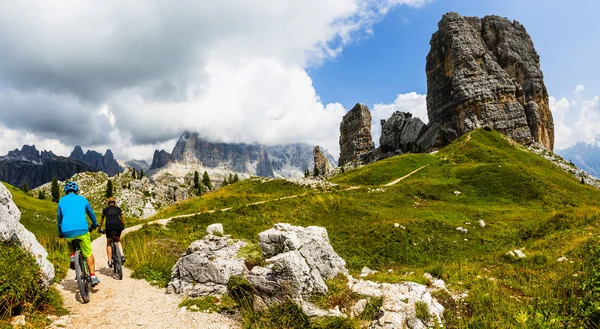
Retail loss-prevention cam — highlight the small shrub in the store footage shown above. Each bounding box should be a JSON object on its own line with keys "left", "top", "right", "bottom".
{"left": 312, "top": 275, "right": 358, "bottom": 311}
{"left": 227, "top": 275, "right": 253, "bottom": 306}
{"left": 243, "top": 301, "right": 310, "bottom": 329}
{"left": 415, "top": 301, "right": 431, "bottom": 323}
{"left": 311, "top": 316, "right": 359, "bottom": 329}
{"left": 360, "top": 297, "right": 383, "bottom": 321}
{"left": 237, "top": 242, "right": 263, "bottom": 269}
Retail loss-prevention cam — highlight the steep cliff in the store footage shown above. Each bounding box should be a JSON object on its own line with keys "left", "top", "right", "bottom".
{"left": 421, "top": 12, "right": 554, "bottom": 151}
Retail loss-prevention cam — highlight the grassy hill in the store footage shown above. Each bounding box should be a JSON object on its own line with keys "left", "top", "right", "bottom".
{"left": 125, "top": 129, "right": 600, "bottom": 328}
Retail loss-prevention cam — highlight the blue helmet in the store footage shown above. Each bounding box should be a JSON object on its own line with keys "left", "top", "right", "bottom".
{"left": 64, "top": 181, "right": 79, "bottom": 193}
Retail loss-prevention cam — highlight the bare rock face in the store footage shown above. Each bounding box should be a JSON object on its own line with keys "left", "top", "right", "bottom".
{"left": 0, "top": 184, "right": 55, "bottom": 288}
{"left": 313, "top": 146, "right": 333, "bottom": 176}
{"left": 379, "top": 112, "right": 428, "bottom": 154}
{"left": 422, "top": 12, "right": 554, "bottom": 151}
{"left": 339, "top": 103, "right": 375, "bottom": 166}
{"left": 150, "top": 150, "right": 172, "bottom": 169}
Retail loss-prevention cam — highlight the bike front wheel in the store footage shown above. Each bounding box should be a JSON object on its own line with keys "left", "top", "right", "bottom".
{"left": 74, "top": 252, "right": 90, "bottom": 303}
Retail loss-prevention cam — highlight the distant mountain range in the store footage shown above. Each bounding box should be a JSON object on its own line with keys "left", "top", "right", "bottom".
{"left": 0, "top": 145, "right": 94, "bottom": 188}
{"left": 150, "top": 132, "right": 336, "bottom": 179}
{"left": 70, "top": 146, "right": 123, "bottom": 176}
{"left": 557, "top": 140, "right": 600, "bottom": 178}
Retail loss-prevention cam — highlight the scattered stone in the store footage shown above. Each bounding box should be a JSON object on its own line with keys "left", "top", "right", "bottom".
{"left": 11, "top": 315, "right": 26, "bottom": 327}
{"left": 394, "top": 223, "right": 400, "bottom": 228}
{"left": 348, "top": 277, "right": 444, "bottom": 329}
{"left": 478, "top": 219, "right": 486, "bottom": 228}
{"left": 0, "top": 184, "right": 54, "bottom": 288}
{"left": 424, "top": 273, "right": 447, "bottom": 291}
{"left": 454, "top": 191, "right": 462, "bottom": 196}
{"left": 352, "top": 299, "right": 368, "bottom": 318}
{"left": 465, "top": 222, "right": 471, "bottom": 225}
{"left": 456, "top": 227, "right": 468, "bottom": 234}
{"left": 557, "top": 256, "right": 568, "bottom": 262}
{"left": 379, "top": 111, "right": 428, "bottom": 154}
{"left": 360, "top": 267, "right": 378, "bottom": 278}
{"left": 506, "top": 249, "right": 527, "bottom": 258}
{"left": 206, "top": 223, "right": 224, "bottom": 236}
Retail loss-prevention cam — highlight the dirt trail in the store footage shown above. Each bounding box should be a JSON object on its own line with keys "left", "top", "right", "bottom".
{"left": 384, "top": 165, "right": 430, "bottom": 187}
{"left": 54, "top": 222, "right": 240, "bottom": 329}
{"left": 51, "top": 165, "right": 428, "bottom": 328}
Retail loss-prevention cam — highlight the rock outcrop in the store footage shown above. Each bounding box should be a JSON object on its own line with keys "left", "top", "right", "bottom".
{"left": 339, "top": 104, "right": 375, "bottom": 166}
{"left": 0, "top": 145, "right": 94, "bottom": 189}
{"left": 150, "top": 150, "right": 172, "bottom": 169}
{"left": 0, "top": 184, "right": 54, "bottom": 288}
{"left": 168, "top": 223, "right": 444, "bottom": 327}
{"left": 167, "top": 232, "right": 247, "bottom": 297}
{"left": 379, "top": 112, "right": 428, "bottom": 154}
{"left": 313, "top": 146, "right": 333, "bottom": 176}
{"left": 69, "top": 146, "right": 123, "bottom": 176}
{"left": 422, "top": 12, "right": 554, "bottom": 151}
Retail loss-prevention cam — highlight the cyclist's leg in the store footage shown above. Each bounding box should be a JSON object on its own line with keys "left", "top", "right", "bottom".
{"left": 106, "top": 236, "right": 112, "bottom": 263}
{"left": 77, "top": 233, "right": 97, "bottom": 281}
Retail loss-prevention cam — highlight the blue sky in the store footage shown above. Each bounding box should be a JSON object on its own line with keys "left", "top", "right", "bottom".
{"left": 311, "top": 0, "right": 600, "bottom": 108}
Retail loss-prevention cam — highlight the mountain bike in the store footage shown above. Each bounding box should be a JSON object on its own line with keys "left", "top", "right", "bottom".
{"left": 100, "top": 230, "right": 123, "bottom": 280}
{"left": 71, "top": 238, "right": 92, "bottom": 303}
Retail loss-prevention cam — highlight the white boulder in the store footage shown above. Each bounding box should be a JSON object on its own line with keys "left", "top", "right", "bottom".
{"left": 0, "top": 184, "right": 54, "bottom": 288}
{"left": 206, "top": 223, "right": 224, "bottom": 236}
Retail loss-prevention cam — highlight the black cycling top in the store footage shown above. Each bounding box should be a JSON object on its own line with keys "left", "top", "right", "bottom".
{"left": 102, "top": 206, "right": 124, "bottom": 230}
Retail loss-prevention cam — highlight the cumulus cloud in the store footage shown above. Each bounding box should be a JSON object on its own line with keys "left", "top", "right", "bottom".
{"left": 370, "top": 92, "right": 427, "bottom": 145}
{"left": 0, "top": 0, "right": 428, "bottom": 160}
{"left": 551, "top": 85, "right": 600, "bottom": 150}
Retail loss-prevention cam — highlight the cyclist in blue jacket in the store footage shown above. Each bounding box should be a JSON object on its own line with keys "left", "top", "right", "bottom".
{"left": 57, "top": 181, "right": 100, "bottom": 286}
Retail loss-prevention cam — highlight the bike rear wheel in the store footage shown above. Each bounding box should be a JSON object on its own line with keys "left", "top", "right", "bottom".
{"left": 75, "top": 252, "right": 90, "bottom": 303}
{"left": 112, "top": 243, "right": 123, "bottom": 280}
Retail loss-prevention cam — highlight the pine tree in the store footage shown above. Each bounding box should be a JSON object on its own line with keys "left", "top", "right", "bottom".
{"left": 313, "top": 165, "right": 320, "bottom": 177}
{"left": 38, "top": 190, "right": 46, "bottom": 200}
{"left": 233, "top": 173, "right": 239, "bottom": 183}
{"left": 229, "top": 173, "right": 234, "bottom": 183}
{"left": 106, "top": 180, "right": 114, "bottom": 198}
{"left": 21, "top": 182, "right": 28, "bottom": 193}
{"left": 581, "top": 175, "right": 586, "bottom": 185}
{"left": 304, "top": 168, "right": 309, "bottom": 178}
{"left": 194, "top": 171, "right": 200, "bottom": 189}
{"left": 132, "top": 168, "right": 137, "bottom": 179}
{"left": 202, "top": 171, "right": 212, "bottom": 190}
{"left": 139, "top": 169, "right": 144, "bottom": 179}
{"left": 222, "top": 177, "right": 228, "bottom": 187}
{"left": 51, "top": 177, "right": 60, "bottom": 202}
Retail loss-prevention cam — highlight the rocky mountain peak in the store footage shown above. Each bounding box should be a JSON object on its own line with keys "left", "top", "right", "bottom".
{"left": 69, "top": 146, "right": 123, "bottom": 176}
{"left": 6, "top": 145, "right": 43, "bottom": 163}
{"left": 339, "top": 103, "right": 375, "bottom": 166}
{"left": 422, "top": 12, "right": 554, "bottom": 151}
{"left": 150, "top": 150, "right": 172, "bottom": 169}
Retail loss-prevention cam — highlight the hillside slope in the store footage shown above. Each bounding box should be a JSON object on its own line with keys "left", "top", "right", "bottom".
{"left": 126, "top": 129, "right": 600, "bottom": 328}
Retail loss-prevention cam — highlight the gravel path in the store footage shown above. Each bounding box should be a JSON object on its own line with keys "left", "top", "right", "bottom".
{"left": 52, "top": 222, "right": 240, "bottom": 329}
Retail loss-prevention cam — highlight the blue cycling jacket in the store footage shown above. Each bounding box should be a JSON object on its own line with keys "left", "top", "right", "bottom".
{"left": 57, "top": 193, "right": 97, "bottom": 238}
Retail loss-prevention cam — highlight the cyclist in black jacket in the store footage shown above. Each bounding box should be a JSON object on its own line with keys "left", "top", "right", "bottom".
{"left": 98, "top": 197, "right": 125, "bottom": 267}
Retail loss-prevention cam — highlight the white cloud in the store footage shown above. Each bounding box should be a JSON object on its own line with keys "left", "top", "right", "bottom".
{"left": 551, "top": 85, "right": 600, "bottom": 150}
{"left": 371, "top": 92, "right": 427, "bottom": 145}
{"left": 0, "top": 0, "right": 428, "bottom": 160}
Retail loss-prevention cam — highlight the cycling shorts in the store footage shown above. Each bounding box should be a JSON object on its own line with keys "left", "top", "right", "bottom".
{"left": 66, "top": 233, "right": 92, "bottom": 258}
